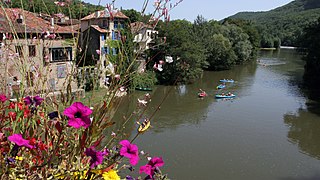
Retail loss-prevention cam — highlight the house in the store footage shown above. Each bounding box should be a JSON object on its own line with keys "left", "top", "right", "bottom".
{"left": 130, "top": 22, "right": 158, "bottom": 72}
{"left": 80, "top": 8, "right": 128, "bottom": 87}
{"left": 0, "top": 8, "right": 78, "bottom": 97}
{"left": 131, "top": 21, "right": 158, "bottom": 53}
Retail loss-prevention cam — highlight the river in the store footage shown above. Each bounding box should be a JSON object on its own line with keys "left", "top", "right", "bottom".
{"left": 109, "top": 49, "right": 320, "bottom": 180}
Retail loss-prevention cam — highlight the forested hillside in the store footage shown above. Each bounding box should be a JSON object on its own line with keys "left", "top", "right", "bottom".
{"left": 3, "top": 0, "right": 103, "bottom": 19}
{"left": 229, "top": 0, "right": 320, "bottom": 47}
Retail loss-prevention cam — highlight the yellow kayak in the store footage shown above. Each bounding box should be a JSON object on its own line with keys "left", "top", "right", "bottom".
{"left": 138, "top": 119, "right": 151, "bottom": 133}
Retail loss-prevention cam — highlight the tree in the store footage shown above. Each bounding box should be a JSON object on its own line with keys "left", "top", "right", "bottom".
{"left": 149, "top": 19, "right": 207, "bottom": 85}
{"left": 206, "top": 34, "right": 236, "bottom": 70}
{"left": 122, "top": 9, "right": 142, "bottom": 23}
{"left": 297, "top": 18, "right": 320, "bottom": 88}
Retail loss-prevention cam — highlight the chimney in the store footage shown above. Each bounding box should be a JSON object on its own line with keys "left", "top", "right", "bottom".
{"left": 95, "top": 11, "right": 101, "bottom": 18}
{"left": 51, "top": 18, "right": 54, "bottom": 26}
{"left": 60, "top": 17, "right": 65, "bottom": 23}
{"left": 16, "top": 14, "right": 23, "bottom": 24}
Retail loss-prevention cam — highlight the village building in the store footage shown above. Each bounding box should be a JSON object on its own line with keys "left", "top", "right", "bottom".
{"left": 0, "top": 8, "right": 78, "bottom": 97}
{"left": 130, "top": 21, "right": 158, "bottom": 72}
{"left": 131, "top": 21, "right": 158, "bottom": 53}
{"left": 80, "top": 8, "right": 128, "bottom": 87}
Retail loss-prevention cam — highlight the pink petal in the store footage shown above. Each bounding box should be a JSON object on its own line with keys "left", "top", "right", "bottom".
{"left": 68, "top": 118, "right": 83, "bottom": 129}
{"left": 130, "top": 155, "right": 139, "bottom": 166}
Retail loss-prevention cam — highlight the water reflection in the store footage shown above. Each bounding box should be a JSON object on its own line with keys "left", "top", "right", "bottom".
{"left": 284, "top": 108, "right": 320, "bottom": 159}
{"left": 104, "top": 49, "right": 320, "bottom": 179}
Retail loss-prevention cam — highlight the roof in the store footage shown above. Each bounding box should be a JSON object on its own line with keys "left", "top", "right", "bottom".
{"left": 130, "top": 22, "right": 154, "bottom": 33}
{"left": 81, "top": 10, "right": 128, "bottom": 21}
{"left": 90, "top": 25, "right": 109, "bottom": 33}
{"left": 56, "top": 19, "right": 81, "bottom": 26}
{"left": 0, "top": 8, "right": 76, "bottom": 34}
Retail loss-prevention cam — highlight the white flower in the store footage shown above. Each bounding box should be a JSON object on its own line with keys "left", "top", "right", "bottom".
{"left": 138, "top": 99, "right": 148, "bottom": 106}
{"left": 165, "top": 56, "right": 173, "bottom": 63}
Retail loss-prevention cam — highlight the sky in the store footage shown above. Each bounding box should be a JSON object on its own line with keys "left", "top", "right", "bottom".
{"left": 84, "top": 0, "right": 294, "bottom": 21}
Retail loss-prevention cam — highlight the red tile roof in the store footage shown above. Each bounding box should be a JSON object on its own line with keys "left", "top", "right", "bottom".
{"left": 130, "top": 21, "right": 154, "bottom": 33}
{"left": 90, "top": 25, "right": 109, "bottom": 33}
{"left": 0, "top": 8, "right": 76, "bottom": 34}
{"left": 81, "top": 10, "right": 128, "bottom": 21}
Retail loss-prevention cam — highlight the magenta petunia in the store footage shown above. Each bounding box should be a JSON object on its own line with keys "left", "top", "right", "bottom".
{"left": 33, "top": 96, "right": 44, "bottom": 106}
{"left": 0, "top": 94, "right": 7, "bottom": 103}
{"left": 119, "top": 140, "right": 139, "bottom": 165}
{"left": 139, "top": 157, "right": 164, "bottom": 177}
{"left": 85, "top": 146, "right": 108, "bottom": 168}
{"left": 63, "top": 102, "right": 92, "bottom": 129}
{"left": 8, "top": 134, "right": 34, "bottom": 149}
{"left": 24, "top": 95, "right": 44, "bottom": 106}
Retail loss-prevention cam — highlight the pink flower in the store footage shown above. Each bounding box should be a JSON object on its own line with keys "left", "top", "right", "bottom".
{"left": 8, "top": 134, "right": 34, "bottom": 149}
{"left": 0, "top": 94, "right": 7, "bottom": 103}
{"left": 119, "top": 140, "right": 139, "bottom": 165}
{"left": 96, "top": 49, "right": 101, "bottom": 55}
{"left": 24, "top": 96, "right": 44, "bottom": 106}
{"left": 63, "top": 102, "right": 92, "bottom": 129}
{"left": 139, "top": 157, "right": 164, "bottom": 177}
{"left": 85, "top": 146, "right": 108, "bottom": 168}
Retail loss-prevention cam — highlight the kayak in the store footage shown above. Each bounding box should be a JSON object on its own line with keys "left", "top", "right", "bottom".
{"left": 219, "top": 79, "right": 234, "bottom": 83}
{"left": 135, "top": 87, "right": 152, "bottom": 91}
{"left": 138, "top": 120, "right": 151, "bottom": 133}
{"left": 198, "top": 92, "right": 207, "bottom": 97}
{"left": 215, "top": 94, "right": 236, "bottom": 99}
{"left": 216, "top": 84, "right": 226, "bottom": 89}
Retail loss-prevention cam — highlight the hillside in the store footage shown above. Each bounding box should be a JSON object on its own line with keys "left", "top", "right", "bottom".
{"left": 7, "top": 0, "right": 103, "bottom": 19}
{"left": 229, "top": 0, "right": 320, "bottom": 46}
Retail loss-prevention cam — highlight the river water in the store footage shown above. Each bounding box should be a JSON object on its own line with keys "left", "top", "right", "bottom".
{"left": 111, "top": 49, "right": 320, "bottom": 179}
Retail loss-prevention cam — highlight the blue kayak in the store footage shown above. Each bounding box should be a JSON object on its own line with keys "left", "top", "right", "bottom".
{"left": 219, "top": 79, "right": 234, "bottom": 83}
{"left": 215, "top": 94, "right": 236, "bottom": 99}
{"left": 216, "top": 84, "right": 226, "bottom": 89}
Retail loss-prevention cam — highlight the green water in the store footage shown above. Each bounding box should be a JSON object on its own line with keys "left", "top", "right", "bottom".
{"left": 109, "top": 49, "right": 320, "bottom": 180}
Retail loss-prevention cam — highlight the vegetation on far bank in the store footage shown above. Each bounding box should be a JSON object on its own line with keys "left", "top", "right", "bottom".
{"left": 229, "top": 0, "right": 320, "bottom": 48}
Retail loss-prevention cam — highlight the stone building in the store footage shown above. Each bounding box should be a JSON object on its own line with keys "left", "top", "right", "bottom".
{"left": 0, "top": 8, "right": 78, "bottom": 97}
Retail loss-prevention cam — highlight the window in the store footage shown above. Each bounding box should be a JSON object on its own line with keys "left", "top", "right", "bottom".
{"left": 104, "top": 46, "right": 109, "bottom": 54}
{"left": 114, "top": 20, "right": 118, "bottom": 29}
{"left": 112, "top": 31, "right": 115, "bottom": 40}
{"left": 26, "top": 71, "right": 34, "bottom": 87}
{"left": 57, "top": 65, "right": 66, "bottom": 78}
{"left": 15, "top": 45, "right": 23, "bottom": 57}
{"left": 120, "top": 23, "right": 124, "bottom": 29}
{"left": 50, "top": 47, "right": 72, "bottom": 62}
{"left": 28, "top": 45, "right": 36, "bottom": 57}
{"left": 103, "top": 20, "right": 109, "bottom": 27}
{"left": 112, "top": 48, "right": 118, "bottom": 55}
{"left": 114, "top": 32, "right": 120, "bottom": 40}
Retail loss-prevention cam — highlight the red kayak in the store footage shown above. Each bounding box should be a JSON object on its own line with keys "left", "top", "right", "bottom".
{"left": 198, "top": 92, "right": 207, "bottom": 97}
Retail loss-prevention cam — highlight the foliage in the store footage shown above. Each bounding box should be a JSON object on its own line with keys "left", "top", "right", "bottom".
{"left": 122, "top": 9, "right": 142, "bottom": 23}
{"left": 131, "top": 71, "right": 157, "bottom": 89}
{"left": 297, "top": 18, "right": 320, "bottom": 88}
{"left": 229, "top": 0, "right": 320, "bottom": 47}
{"left": 147, "top": 16, "right": 258, "bottom": 81}
{"left": 206, "top": 34, "right": 236, "bottom": 70}
{"left": 148, "top": 19, "right": 207, "bottom": 85}
{"left": 8, "top": 0, "right": 103, "bottom": 19}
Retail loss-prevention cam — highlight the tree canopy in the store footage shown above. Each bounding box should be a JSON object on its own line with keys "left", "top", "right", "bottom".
{"left": 229, "top": 0, "right": 320, "bottom": 47}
